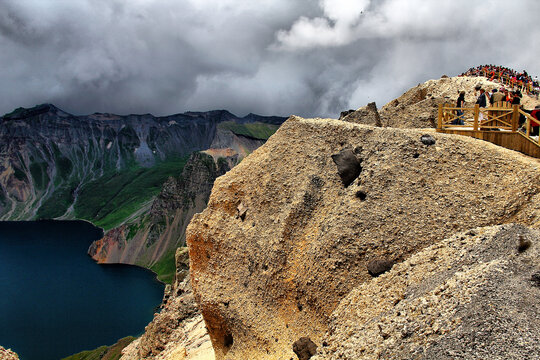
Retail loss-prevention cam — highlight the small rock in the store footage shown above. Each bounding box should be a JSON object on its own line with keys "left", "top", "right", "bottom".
{"left": 293, "top": 337, "right": 318, "bottom": 360}
{"left": 531, "top": 272, "right": 540, "bottom": 287}
{"left": 331, "top": 149, "right": 361, "bottom": 187}
{"left": 367, "top": 259, "right": 395, "bottom": 277}
{"left": 420, "top": 134, "right": 436, "bottom": 146}
{"left": 518, "top": 235, "right": 531, "bottom": 252}
{"left": 339, "top": 109, "right": 355, "bottom": 120}
{"left": 237, "top": 203, "right": 247, "bottom": 221}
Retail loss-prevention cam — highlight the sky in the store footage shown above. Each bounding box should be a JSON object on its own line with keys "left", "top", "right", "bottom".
{"left": 1, "top": 0, "right": 539, "bottom": 118}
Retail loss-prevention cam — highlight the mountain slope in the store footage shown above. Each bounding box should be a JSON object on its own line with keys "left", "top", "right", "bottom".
{"left": 88, "top": 151, "right": 238, "bottom": 282}
{"left": 0, "top": 104, "right": 285, "bottom": 230}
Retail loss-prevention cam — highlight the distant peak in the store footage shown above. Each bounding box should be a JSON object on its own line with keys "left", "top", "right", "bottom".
{"left": 184, "top": 109, "right": 236, "bottom": 117}
{"left": 2, "top": 103, "right": 66, "bottom": 120}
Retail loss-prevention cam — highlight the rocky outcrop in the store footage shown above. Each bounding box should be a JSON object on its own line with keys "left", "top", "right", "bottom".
{"left": 186, "top": 116, "right": 540, "bottom": 359}
{"left": 314, "top": 224, "right": 540, "bottom": 359}
{"left": 339, "top": 102, "right": 382, "bottom": 127}
{"left": 120, "top": 248, "right": 214, "bottom": 360}
{"left": 0, "top": 346, "right": 19, "bottom": 360}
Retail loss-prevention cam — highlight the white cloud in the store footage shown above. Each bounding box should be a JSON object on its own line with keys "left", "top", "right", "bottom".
{"left": 0, "top": 0, "right": 539, "bottom": 118}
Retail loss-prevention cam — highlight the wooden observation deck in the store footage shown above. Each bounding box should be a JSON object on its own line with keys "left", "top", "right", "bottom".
{"left": 437, "top": 102, "right": 540, "bottom": 158}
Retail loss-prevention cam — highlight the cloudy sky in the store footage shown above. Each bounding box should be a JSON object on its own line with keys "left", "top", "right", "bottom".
{"left": 1, "top": 0, "right": 539, "bottom": 118}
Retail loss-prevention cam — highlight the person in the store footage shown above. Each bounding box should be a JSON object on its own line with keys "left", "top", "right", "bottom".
{"left": 491, "top": 88, "right": 505, "bottom": 104}
{"left": 511, "top": 91, "right": 525, "bottom": 127}
{"left": 476, "top": 88, "right": 487, "bottom": 107}
{"left": 530, "top": 105, "right": 540, "bottom": 136}
{"left": 511, "top": 91, "right": 521, "bottom": 105}
{"left": 454, "top": 90, "right": 466, "bottom": 125}
{"left": 503, "top": 88, "right": 512, "bottom": 103}
{"left": 476, "top": 88, "right": 488, "bottom": 123}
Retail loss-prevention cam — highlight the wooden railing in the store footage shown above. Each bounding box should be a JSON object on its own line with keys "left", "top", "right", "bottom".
{"left": 438, "top": 103, "right": 518, "bottom": 131}
{"left": 438, "top": 103, "right": 540, "bottom": 146}
{"left": 519, "top": 109, "right": 540, "bottom": 145}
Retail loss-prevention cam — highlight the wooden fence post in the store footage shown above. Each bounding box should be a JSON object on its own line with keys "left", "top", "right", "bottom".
{"left": 438, "top": 104, "right": 443, "bottom": 129}
{"left": 512, "top": 105, "right": 519, "bottom": 132}
{"left": 473, "top": 104, "right": 479, "bottom": 131}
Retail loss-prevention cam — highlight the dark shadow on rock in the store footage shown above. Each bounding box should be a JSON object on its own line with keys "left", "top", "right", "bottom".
{"left": 367, "top": 259, "right": 395, "bottom": 277}
{"left": 531, "top": 272, "right": 540, "bottom": 287}
{"left": 355, "top": 190, "right": 367, "bottom": 201}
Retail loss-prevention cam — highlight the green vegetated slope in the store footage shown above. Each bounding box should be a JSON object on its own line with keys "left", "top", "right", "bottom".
{"left": 61, "top": 336, "right": 135, "bottom": 360}
{"left": 149, "top": 249, "right": 177, "bottom": 283}
{"left": 74, "top": 157, "right": 187, "bottom": 230}
{"left": 218, "top": 121, "right": 280, "bottom": 140}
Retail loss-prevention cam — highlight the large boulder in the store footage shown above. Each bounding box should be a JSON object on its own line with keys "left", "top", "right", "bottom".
{"left": 186, "top": 116, "right": 540, "bottom": 359}
{"left": 339, "top": 102, "right": 382, "bottom": 127}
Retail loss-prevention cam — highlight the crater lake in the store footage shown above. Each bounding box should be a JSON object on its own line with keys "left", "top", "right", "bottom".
{"left": 0, "top": 220, "right": 165, "bottom": 360}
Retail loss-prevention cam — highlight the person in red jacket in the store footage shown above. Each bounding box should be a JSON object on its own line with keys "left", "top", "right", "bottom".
{"left": 530, "top": 106, "right": 540, "bottom": 136}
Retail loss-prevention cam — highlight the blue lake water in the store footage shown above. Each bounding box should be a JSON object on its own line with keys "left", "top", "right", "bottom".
{"left": 0, "top": 220, "right": 165, "bottom": 360}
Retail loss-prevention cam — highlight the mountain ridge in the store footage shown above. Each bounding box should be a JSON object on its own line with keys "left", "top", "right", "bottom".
{"left": 0, "top": 103, "right": 286, "bottom": 224}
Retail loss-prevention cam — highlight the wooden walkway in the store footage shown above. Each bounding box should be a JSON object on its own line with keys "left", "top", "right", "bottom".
{"left": 436, "top": 102, "right": 540, "bottom": 158}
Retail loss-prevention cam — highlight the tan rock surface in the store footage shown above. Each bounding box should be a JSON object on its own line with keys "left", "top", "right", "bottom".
{"left": 339, "top": 102, "right": 382, "bottom": 126}
{"left": 314, "top": 224, "right": 540, "bottom": 359}
{"left": 186, "top": 116, "right": 540, "bottom": 359}
{"left": 0, "top": 346, "right": 19, "bottom": 360}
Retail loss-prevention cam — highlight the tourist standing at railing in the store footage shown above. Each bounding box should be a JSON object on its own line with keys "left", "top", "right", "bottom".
{"left": 511, "top": 91, "right": 521, "bottom": 105}
{"left": 476, "top": 89, "right": 487, "bottom": 107}
{"left": 476, "top": 88, "right": 488, "bottom": 122}
{"left": 454, "top": 91, "right": 466, "bottom": 125}
{"left": 488, "top": 88, "right": 494, "bottom": 103}
{"left": 491, "top": 89, "right": 504, "bottom": 104}
{"left": 504, "top": 89, "right": 512, "bottom": 103}
{"left": 511, "top": 91, "right": 526, "bottom": 128}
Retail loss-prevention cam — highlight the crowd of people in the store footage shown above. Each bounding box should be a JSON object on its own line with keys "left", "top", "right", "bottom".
{"left": 452, "top": 66, "right": 540, "bottom": 135}
{"left": 461, "top": 65, "right": 539, "bottom": 95}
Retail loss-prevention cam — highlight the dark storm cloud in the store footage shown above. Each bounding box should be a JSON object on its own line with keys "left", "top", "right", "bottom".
{"left": 1, "top": 0, "right": 539, "bottom": 118}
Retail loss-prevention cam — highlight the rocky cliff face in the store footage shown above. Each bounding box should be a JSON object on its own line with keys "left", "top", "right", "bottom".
{"left": 185, "top": 116, "right": 540, "bottom": 359}
{"left": 86, "top": 115, "right": 282, "bottom": 278}
{"left": 88, "top": 151, "right": 237, "bottom": 280}
{"left": 121, "top": 248, "right": 214, "bottom": 360}
{"left": 0, "top": 104, "right": 285, "bottom": 229}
